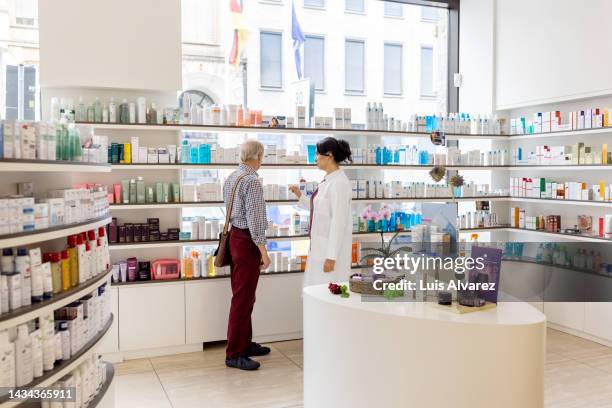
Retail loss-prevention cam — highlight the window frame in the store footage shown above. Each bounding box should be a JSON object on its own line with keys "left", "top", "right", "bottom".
{"left": 420, "top": 5, "right": 440, "bottom": 22}
{"left": 377, "top": 0, "right": 459, "bottom": 112}
{"left": 383, "top": 42, "right": 403, "bottom": 96}
{"left": 383, "top": 2, "right": 404, "bottom": 18}
{"left": 345, "top": 0, "right": 366, "bottom": 14}
{"left": 344, "top": 37, "right": 366, "bottom": 95}
{"left": 419, "top": 44, "right": 436, "bottom": 99}
{"left": 259, "top": 30, "right": 284, "bottom": 91}
{"left": 303, "top": 0, "right": 326, "bottom": 10}
{"left": 304, "top": 34, "right": 326, "bottom": 92}
{"left": 10, "top": 0, "right": 38, "bottom": 28}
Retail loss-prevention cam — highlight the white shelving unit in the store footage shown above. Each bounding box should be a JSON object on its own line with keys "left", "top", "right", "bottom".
{"left": 0, "top": 159, "right": 111, "bottom": 173}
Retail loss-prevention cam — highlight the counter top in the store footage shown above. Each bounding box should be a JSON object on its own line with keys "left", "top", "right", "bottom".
{"left": 303, "top": 282, "right": 546, "bottom": 327}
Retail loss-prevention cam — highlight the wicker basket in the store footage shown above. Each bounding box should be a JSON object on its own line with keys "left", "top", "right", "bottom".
{"left": 349, "top": 273, "right": 403, "bottom": 296}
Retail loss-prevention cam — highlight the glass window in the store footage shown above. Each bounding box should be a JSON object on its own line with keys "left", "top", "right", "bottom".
{"left": 260, "top": 32, "right": 283, "bottom": 88}
{"left": 304, "top": 0, "right": 324, "bottom": 8}
{"left": 304, "top": 36, "right": 325, "bottom": 91}
{"left": 421, "top": 6, "right": 439, "bottom": 22}
{"left": 5, "top": 66, "right": 19, "bottom": 120}
{"left": 14, "top": 0, "right": 38, "bottom": 26}
{"left": 345, "top": 0, "right": 364, "bottom": 12}
{"left": 5, "top": 65, "right": 37, "bottom": 120}
{"left": 384, "top": 43, "right": 402, "bottom": 95}
{"left": 345, "top": 40, "right": 364, "bottom": 93}
{"left": 181, "top": 0, "right": 218, "bottom": 44}
{"left": 384, "top": 2, "right": 403, "bottom": 17}
{"left": 420, "top": 46, "right": 435, "bottom": 97}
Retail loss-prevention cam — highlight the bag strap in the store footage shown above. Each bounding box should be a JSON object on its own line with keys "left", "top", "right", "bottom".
{"left": 223, "top": 173, "right": 249, "bottom": 235}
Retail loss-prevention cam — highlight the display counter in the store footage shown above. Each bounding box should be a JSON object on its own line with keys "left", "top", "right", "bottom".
{"left": 303, "top": 283, "right": 546, "bottom": 408}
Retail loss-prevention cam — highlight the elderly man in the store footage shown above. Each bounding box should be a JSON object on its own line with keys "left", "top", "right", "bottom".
{"left": 223, "top": 139, "right": 272, "bottom": 371}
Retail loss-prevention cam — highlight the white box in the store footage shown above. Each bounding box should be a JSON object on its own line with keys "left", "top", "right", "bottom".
{"left": 343, "top": 108, "right": 352, "bottom": 129}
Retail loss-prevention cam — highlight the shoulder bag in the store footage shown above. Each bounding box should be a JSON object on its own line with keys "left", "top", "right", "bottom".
{"left": 214, "top": 173, "right": 248, "bottom": 267}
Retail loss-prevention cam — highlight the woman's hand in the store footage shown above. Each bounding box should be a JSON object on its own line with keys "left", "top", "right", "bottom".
{"left": 289, "top": 185, "right": 302, "bottom": 198}
{"left": 323, "top": 259, "right": 335, "bottom": 273}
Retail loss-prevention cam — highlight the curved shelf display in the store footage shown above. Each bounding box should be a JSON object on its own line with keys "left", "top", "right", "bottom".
{"left": 76, "top": 121, "right": 508, "bottom": 140}
{"left": 0, "top": 268, "right": 112, "bottom": 331}
{"left": 468, "top": 227, "right": 612, "bottom": 243}
{"left": 507, "top": 126, "right": 612, "bottom": 140}
{"left": 85, "top": 363, "right": 115, "bottom": 408}
{"left": 0, "top": 216, "right": 112, "bottom": 249}
{"left": 0, "top": 159, "right": 111, "bottom": 173}
{"left": 108, "top": 231, "right": 416, "bottom": 250}
{"left": 112, "top": 269, "right": 304, "bottom": 287}
{"left": 0, "top": 315, "right": 114, "bottom": 407}
{"left": 111, "top": 163, "right": 512, "bottom": 171}
{"left": 109, "top": 196, "right": 510, "bottom": 210}
{"left": 507, "top": 197, "right": 612, "bottom": 207}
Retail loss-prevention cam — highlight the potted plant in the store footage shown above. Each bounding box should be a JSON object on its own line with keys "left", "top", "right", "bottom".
{"left": 360, "top": 230, "right": 412, "bottom": 272}
{"left": 429, "top": 166, "right": 465, "bottom": 201}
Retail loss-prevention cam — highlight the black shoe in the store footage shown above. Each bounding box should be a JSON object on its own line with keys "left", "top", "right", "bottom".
{"left": 225, "top": 356, "right": 260, "bottom": 371}
{"left": 247, "top": 342, "right": 271, "bottom": 357}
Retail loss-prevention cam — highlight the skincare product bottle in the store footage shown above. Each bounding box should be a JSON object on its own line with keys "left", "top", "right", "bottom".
{"left": 76, "top": 235, "right": 87, "bottom": 284}
{"left": 86, "top": 242, "right": 95, "bottom": 280}
{"left": 15, "top": 248, "right": 31, "bottom": 306}
{"left": 15, "top": 324, "right": 33, "bottom": 387}
{"left": 41, "top": 262, "right": 52, "bottom": 299}
{"left": 0, "top": 330, "right": 15, "bottom": 388}
{"left": 129, "top": 179, "right": 137, "bottom": 203}
{"left": 148, "top": 103, "right": 158, "bottom": 124}
{"left": 7, "top": 272, "right": 21, "bottom": 311}
{"left": 137, "top": 97, "right": 146, "bottom": 124}
{"left": 0, "top": 274, "right": 8, "bottom": 313}
{"left": 76, "top": 97, "right": 86, "bottom": 122}
{"left": 128, "top": 102, "right": 136, "bottom": 124}
{"left": 119, "top": 100, "right": 129, "bottom": 124}
{"left": 97, "top": 227, "right": 110, "bottom": 271}
{"left": 1, "top": 248, "right": 14, "bottom": 275}
{"left": 60, "top": 250, "right": 70, "bottom": 291}
{"left": 31, "top": 329, "right": 43, "bottom": 378}
{"left": 67, "top": 236, "right": 79, "bottom": 287}
{"left": 59, "top": 322, "right": 70, "bottom": 361}
{"left": 49, "top": 253, "right": 61, "bottom": 294}
{"left": 93, "top": 98, "right": 102, "bottom": 122}
{"left": 108, "top": 98, "right": 117, "bottom": 123}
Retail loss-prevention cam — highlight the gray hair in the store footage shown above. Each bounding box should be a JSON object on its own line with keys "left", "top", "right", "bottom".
{"left": 240, "top": 139, "right": 264, "bottom": 162}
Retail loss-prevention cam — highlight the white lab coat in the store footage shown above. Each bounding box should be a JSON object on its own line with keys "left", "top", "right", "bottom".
{"left": 298, "top": 169, "right": 353, "bottom": 287}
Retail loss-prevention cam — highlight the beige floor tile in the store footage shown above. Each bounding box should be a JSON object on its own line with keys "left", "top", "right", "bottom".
{"left": 546, "top": 351, "right": 571, "bottom": 365}
{"left": 545, "top": 360, "right": 612, "bottom": 408}
{"left": 580, "top": 354, "right": 612, "bottom": 375}
{"left": 114, "top": 358, "right": 154, "bottom": 376}
{"left": 159, "top": 358, "right": 303, "bottom": 408}
{"left": 114, "top": 371, "right": 172, "bottom": 408}
{"left": 270, "top": 340, "right": 303, "bottom": 354}
{"left": 547, "top": 332, "right": 612, "bottom": 360}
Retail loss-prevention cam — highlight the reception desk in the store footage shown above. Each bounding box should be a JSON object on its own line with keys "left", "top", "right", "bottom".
{"left": 303, "top": 284, "right": 546, "bottom": 408}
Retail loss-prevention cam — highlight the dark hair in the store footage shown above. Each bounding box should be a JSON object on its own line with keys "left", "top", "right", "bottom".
{"left": 316, "top": 137, "right": 353, "bottom": 163}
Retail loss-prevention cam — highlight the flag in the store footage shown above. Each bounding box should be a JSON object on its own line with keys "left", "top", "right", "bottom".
{"left": 292, "top": 0, "right": 306, "bottom": 79}
{"left": 229, "top": 0, "right": 248, "bottom": 66}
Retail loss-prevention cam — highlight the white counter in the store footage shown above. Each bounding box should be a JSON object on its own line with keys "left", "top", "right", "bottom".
{"left": 303, "top": 283, "right": 546, "bottom": 408}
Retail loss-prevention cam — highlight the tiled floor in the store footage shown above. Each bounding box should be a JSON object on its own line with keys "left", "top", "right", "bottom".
{"left": 113, "top": 328, "right": 612, "bottom": 408}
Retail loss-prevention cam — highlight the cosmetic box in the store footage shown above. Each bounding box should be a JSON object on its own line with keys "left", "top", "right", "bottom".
{"left": 151, "top": 259, "right": 181, "bottom": 280}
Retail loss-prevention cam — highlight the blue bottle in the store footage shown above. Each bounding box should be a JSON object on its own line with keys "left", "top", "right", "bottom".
{"left": 189, "top": 145, "right": 198, "bottom": 164}
{"left": 375, "top": 146, "right": 382, "bottom": 165}
{"left": 180, "top": 140, "right": 190, "bottom": 163}
{"left": 198, "top": 144, "right": 207, "bottom": 164}
{"left": 383, "top": 147, "right": 391, "bottom": 165}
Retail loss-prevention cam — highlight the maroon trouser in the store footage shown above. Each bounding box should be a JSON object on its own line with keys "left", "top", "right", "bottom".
{"left": 226, "top": 227, "right": 261, "bottom": 359}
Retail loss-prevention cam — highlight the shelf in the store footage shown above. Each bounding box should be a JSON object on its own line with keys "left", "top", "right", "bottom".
{"left": 508, "top": 126, "right": 612, "bottom": 140}
{"left": 460, "top": 226, "right": 510, "bottom": 232}
{"left": 503, "top": 228, "right": 612, "bottom": 243}
{"left": 503, "top": 258, "right": 612, "bottom": 280}
{"left": 0, "top": 315, "right": 114, "bottom": 407}
{"left": 111, "top": 269, "right": 304, "bottom": 287}
{"left": 0, "top": 216, "right": 112, "bottom": 248}
{"left": 77, "top": 121, "right": 508, "bottom": 139}
{"left": 0, "top": 268, "right": 112, "bottom": 331}
{"left": 508, "top": 197, "right": 612, "bottom": 207}
{"left": 85, "top": 363, "right": 114, "bottom": 408}
{"left": 111, "top": 163, "right": 511, "bottom": 171}
{"left": 508, "top": 165, "right": 612, "bottom": 171}
{"left": 107, "top": 231, "right": 408, "bottom": 250}
{"left": 109, "top": 196, "right": 511, "bottom": 210}
{"left": 0, "top": 159, "right": 111, "bottom": 173}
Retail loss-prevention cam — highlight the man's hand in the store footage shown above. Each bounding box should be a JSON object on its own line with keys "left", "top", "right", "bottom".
{"left": 323, "top": 259, "right": 335, "bottom": 273}
{"left": 260, "top": 253, "right": 271, "bottom": 270}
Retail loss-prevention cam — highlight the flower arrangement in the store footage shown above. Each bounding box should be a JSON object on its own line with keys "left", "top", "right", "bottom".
{"left": 360, "top": 230, "right": 412, "bottom": 272}
{"left": 428, "top": 166, "right": 465, "bottom": 201}
{"left": 429, "top": 165, "right": 446, "bottom": 182}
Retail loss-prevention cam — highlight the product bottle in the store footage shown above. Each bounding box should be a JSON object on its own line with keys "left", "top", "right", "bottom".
{"left": 76, "top": 97, "right": 86, "bottom": 122}
{"left": 60, "top": 250, "right": 70, "bottom": 291}
{"left": 67, "top": 236, "right": 79, "bottom": 287}
{"left": 108, "top": 98, "right": 117, "bottom": 123}
{"left": 93, "top": 98, "right": 102, "bottom": 122}
{"left": 119, "top": 100, "right": 129, "bottom": 124}
{"left": 1, "top": 248, "right": 14, "bottom": 275}
{"left": 148, "top": 103, "right": 157, "bottom": 124}
{"left": 128, "top": 102, "right": 136, "bottom": 124}
{"left": 86, "top": 242, "right": 95, "bottom": 279}
{"left": 0, "top": 330, "right": 15, "bottom": 388}
{"left": 50, "top": 253, "right": 62, "bottom": 294}
{"left": 30, "top": 262, "right": 43, "bottom": 303}
{"left": 97, "top": 227, "right": 110, "bottom": 271}
{"left": 96, "top": 240, "right": 104, "bottom": 275}
{"left": 137, "top": 97, "right": 146, "bottom": 124}
{"left": 15, "top": 325, "right": 33, "bottom": 387}
{"left": 59, "top": 322, "right": 70, "bottom": 361}
{"left": 102, "top": 104, "right": 109, "bottom": 122}
{"left": 76, "top": 235, "right": 87, "bottom": 284}
{"left": 236, "top": 105, "right": 244, "bottom": 126}
{"left": 15, "top": 249, "right": 31, "bottom": 306}
{"left": 31, "top": 329, "right": 43, "bottom": 378}
{"left": 86, "top": 105, "right": 95, "bottom": 122}
{"left": 0, "top": 275, "right": 8, "bottom": 313}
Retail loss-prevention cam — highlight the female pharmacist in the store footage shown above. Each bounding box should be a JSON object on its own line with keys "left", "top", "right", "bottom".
{"left": 290, "top": 137, "right": 353, "bottom": 287}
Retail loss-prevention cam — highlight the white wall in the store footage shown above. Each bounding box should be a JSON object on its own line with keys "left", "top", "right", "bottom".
{"left": 458, "top": 0, "right": 494, "bottom": 114}
{"left": 495, "top": 0, "right": 612, "bottom": 110}
{"left": 38, "top": 0, "right": 182, "bottom": 91}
